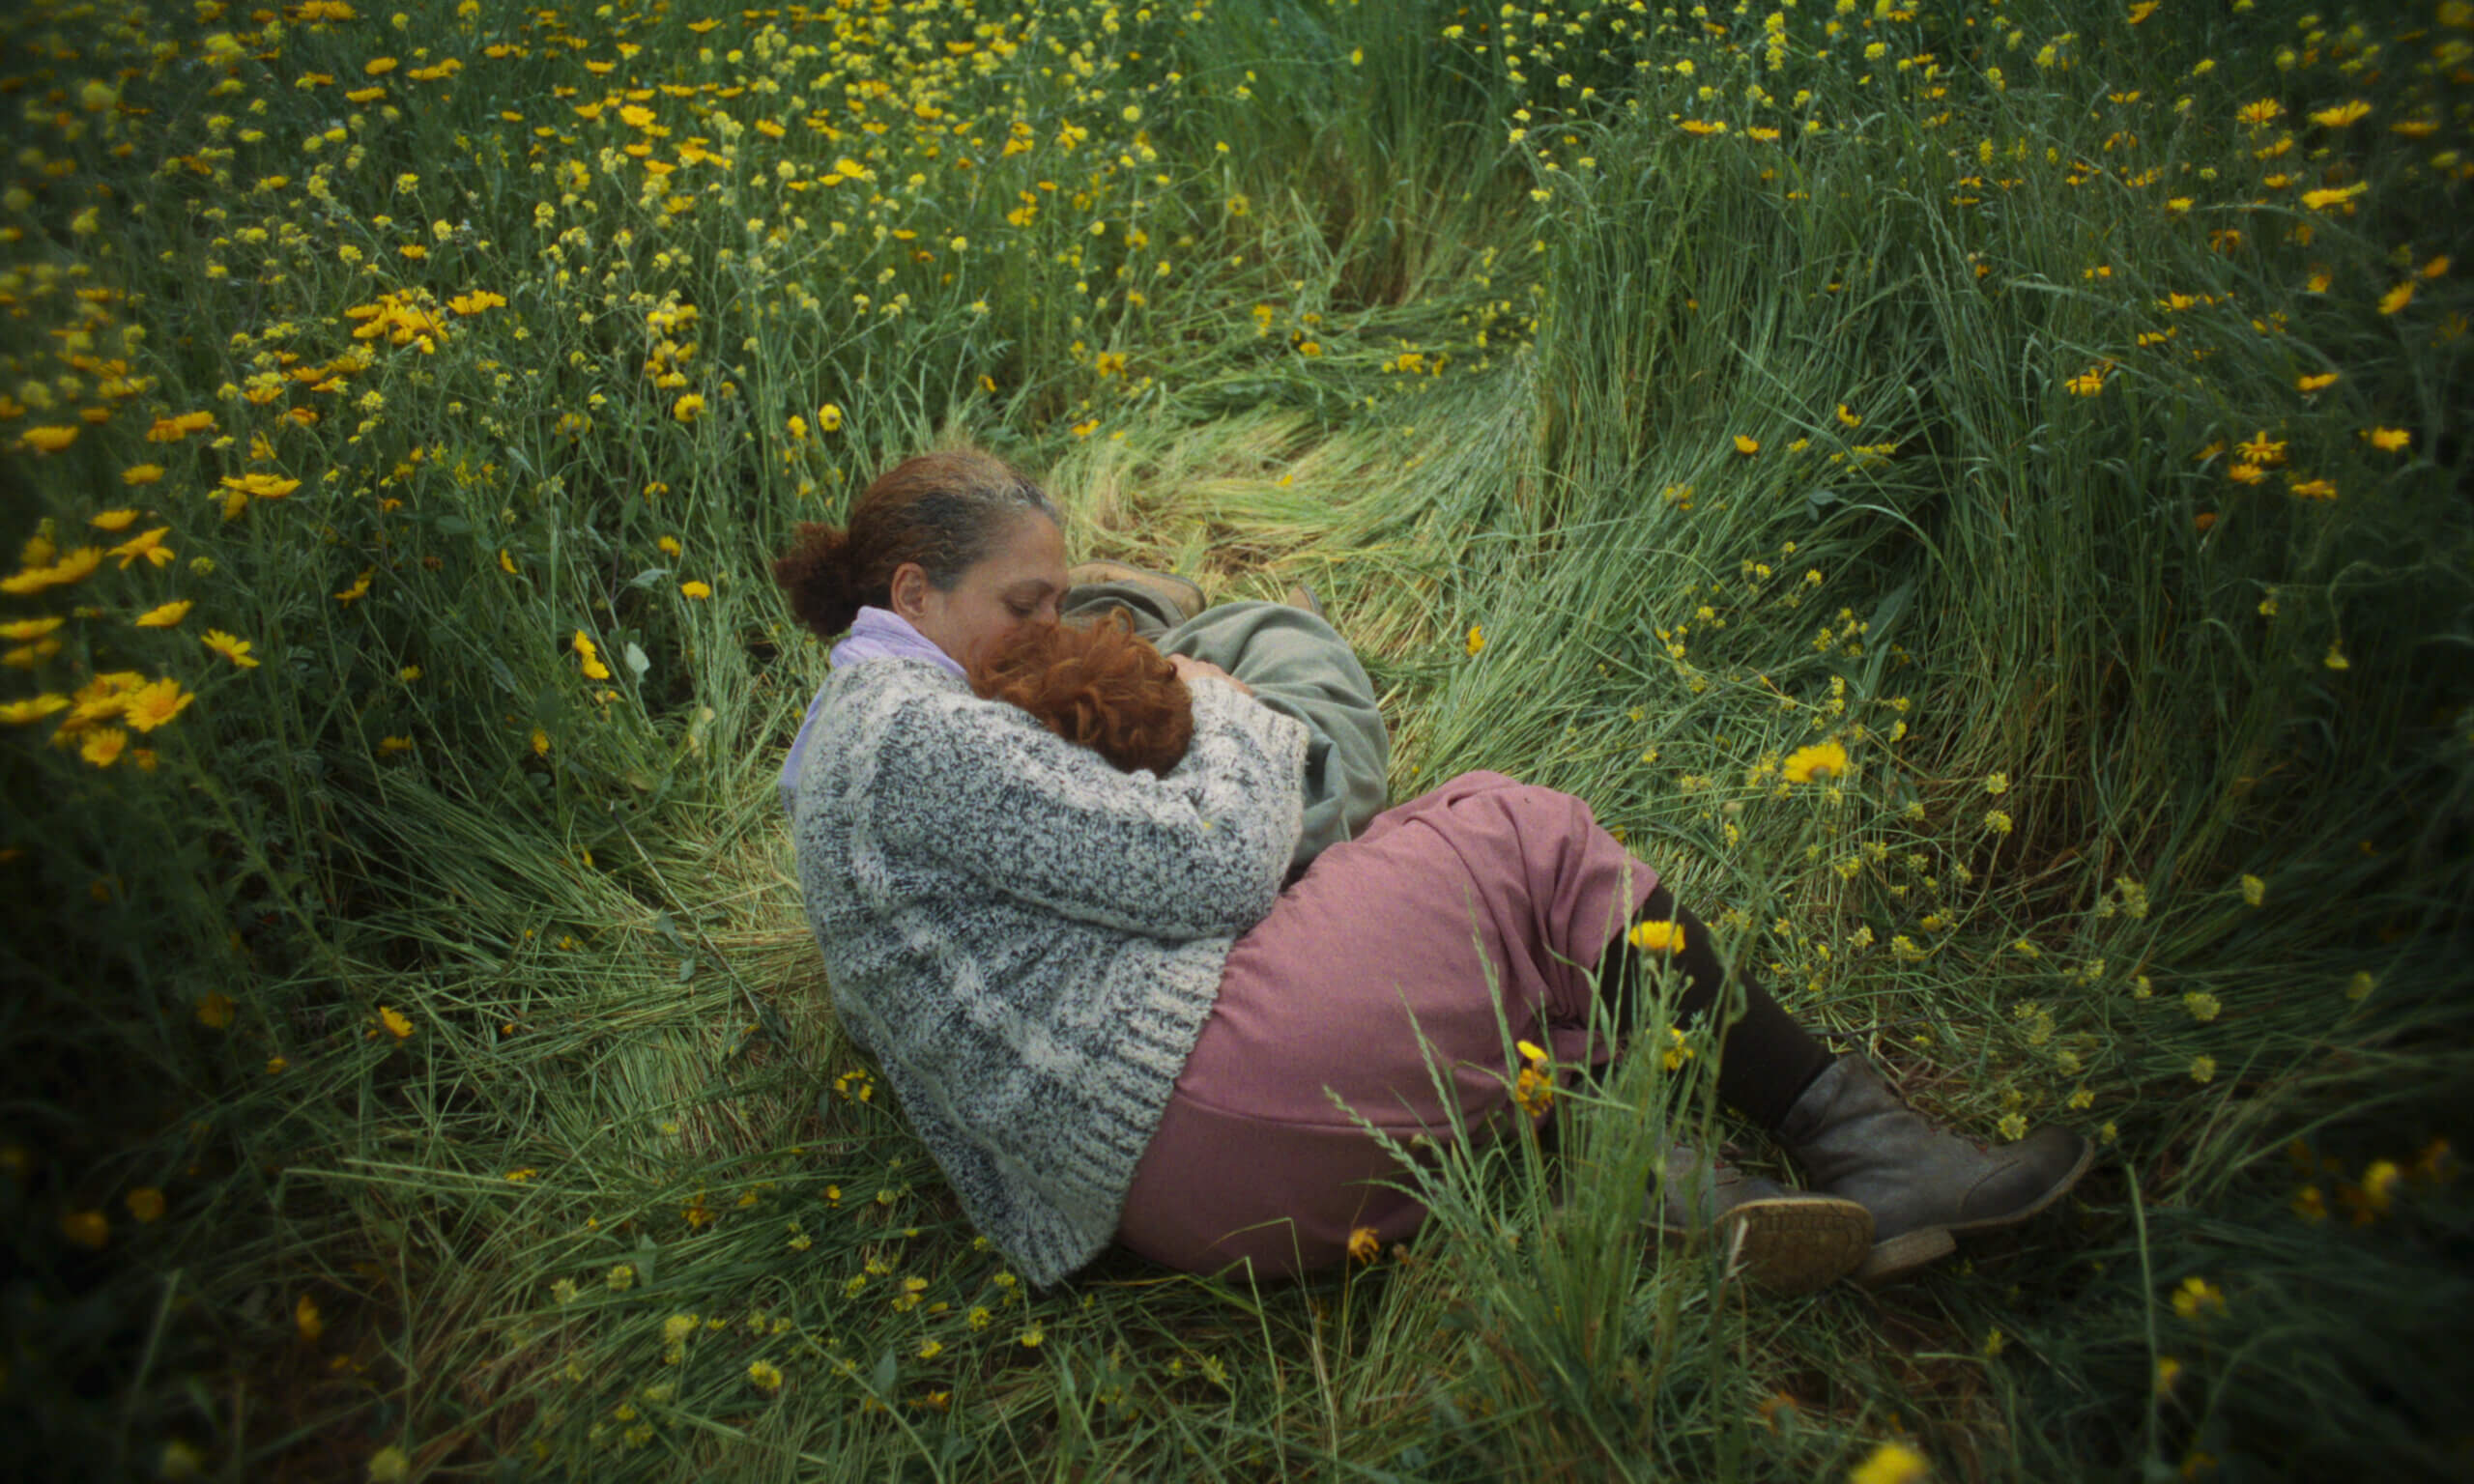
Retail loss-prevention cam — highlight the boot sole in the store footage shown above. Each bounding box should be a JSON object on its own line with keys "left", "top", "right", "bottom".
{"left": 1853, "top": 1138, "right": 2099, "bottom": 1287}
{"left": 1652, "top": 1197, "right": 1875, "bottom": 1297}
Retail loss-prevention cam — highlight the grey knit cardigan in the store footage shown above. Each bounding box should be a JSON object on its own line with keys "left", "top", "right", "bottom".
{"left": 791, "top": 655, "right": 1309, "bottom": 1288}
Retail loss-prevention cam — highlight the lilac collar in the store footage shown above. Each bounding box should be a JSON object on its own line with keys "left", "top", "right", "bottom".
{"left": 782, "top": 607, "right": 966, "bottom": 819}
{"left": 828, "top": 605, "right": 968, "bottom": 680}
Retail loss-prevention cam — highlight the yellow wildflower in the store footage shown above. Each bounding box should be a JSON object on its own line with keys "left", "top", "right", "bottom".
{"left": 1849, "top": 1441, "right": 1929, "bottom": 1484}
{"left": 3, "top": 546, "right": 104, "bottom": 594}
{"left": 1510, "top": 1039, "right": 1555, "bottom": 1117}
{"left": 201, "top": 630, "right": 260, "bottom": 668}
{"left": 1783, "top": 740, "right": 1849, "bottom": 783}
{"left": 121, "top": 678, "right": 195, "bottom": 731}
{"left": 2355, "top": 1159, "right": 2402, "bottom": 1220}
{"left": 146, "top": 412, "right": 216, "bottom": 442}
{"left": 573, "top": 630, "right": 611, "bottom": 680}
{"left": 134, "top": 600, "right": 194, "bottom": 628}
{"left": 1627, "top": 920, "right": 1686, "bottom": 954}
{"left": 220, "top": 472, "right": 300, "bottom": 499}
{"left": 106, "top": 527, "right": 174, "bottom": 573}
{"left": 2172, "top": 1276, "right": 2226, "bottom": 1318}
{"left": 1660, "top": 1026, "right": 1695, "bottom": 1071}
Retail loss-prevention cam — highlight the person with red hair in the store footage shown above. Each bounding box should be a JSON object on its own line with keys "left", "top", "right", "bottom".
{"left": 775, "top": 445, "right": 2091, "bottom": 1297}
{"left": 965, "top": 610, "right": 1199, "bottom": 779}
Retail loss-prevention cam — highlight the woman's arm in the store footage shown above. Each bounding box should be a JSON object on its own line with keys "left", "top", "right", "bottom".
{"left": 871, "top": 675, "right": 1309, "bottom": 940}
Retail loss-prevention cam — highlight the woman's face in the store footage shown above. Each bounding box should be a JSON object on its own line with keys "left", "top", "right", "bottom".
{"left": 892, "top": 511, "right": 1071, "bottom": 671}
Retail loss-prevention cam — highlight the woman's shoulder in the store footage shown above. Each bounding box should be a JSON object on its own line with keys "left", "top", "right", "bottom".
{"left": 819, "top": 658, "right": 1044, "bottom": 757}
{"left": 823, "top": 656, "right": 969, "bottom": 716}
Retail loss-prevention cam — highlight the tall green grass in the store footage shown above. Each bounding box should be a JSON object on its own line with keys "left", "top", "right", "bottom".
{"left": 2, "top": 0, "right": 2468, "bottom": 1478}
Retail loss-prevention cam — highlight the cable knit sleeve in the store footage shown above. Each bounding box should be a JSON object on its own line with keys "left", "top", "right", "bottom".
{"left": 872, "top": 674, "right": 1310, "bottom": 941}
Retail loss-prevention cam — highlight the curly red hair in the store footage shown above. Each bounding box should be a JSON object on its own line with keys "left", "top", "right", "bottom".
{"left": 967, "top": 610, "right": 1195, "bottom": 775}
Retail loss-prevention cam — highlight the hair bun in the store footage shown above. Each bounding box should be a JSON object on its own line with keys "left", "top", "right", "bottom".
{"left": 772, "top": 521, "right": 865, "bottom": 639}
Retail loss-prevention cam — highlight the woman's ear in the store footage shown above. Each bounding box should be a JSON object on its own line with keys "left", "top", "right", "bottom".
{"left": 886, "top": 561, "right": 928, "bottom": 620}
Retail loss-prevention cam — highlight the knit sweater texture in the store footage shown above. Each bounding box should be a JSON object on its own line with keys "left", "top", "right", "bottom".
{"left": 792, "top": 656, "right": 1310, "bottom": 1288}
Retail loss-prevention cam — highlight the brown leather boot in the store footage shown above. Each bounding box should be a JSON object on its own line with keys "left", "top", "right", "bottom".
{"left": 1065, "top": 561, "right": 1204, "bottom": 624}
{"left": 1775, "top": 1056, "right": 2094, "bottom": 1285}
{"left": 1645, "top": 1142, "right": 1874, "bottom": 1296}
{"left": 1285, "top": 583, "right": 1324, "bottom": 618}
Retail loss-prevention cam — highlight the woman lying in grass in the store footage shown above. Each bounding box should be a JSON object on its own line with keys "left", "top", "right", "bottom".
{"left": 773, "top": 446, "right": 2094, "bottom": 1295}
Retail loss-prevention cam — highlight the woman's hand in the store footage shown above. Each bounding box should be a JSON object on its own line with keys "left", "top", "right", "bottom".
{"left": 1168, "top": 653, "right": 1253, "bottom": 698}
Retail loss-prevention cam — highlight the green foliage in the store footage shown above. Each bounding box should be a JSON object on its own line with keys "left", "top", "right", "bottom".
{"left": 1, "top": 0, "right": 2469, "bottom": 1478}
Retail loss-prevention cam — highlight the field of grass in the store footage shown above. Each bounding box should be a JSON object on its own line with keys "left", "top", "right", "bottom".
{"left": 3, "top": 0, "right": 2471, "bottom": 1477}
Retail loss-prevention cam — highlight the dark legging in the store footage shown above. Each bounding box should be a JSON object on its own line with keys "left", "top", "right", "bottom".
{"left": 1592, "top": 885, "right": 1834, "bottom": 1130}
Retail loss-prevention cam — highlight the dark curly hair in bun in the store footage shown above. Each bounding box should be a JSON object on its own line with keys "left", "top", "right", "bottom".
{"left": 773, "top": 446, "right": 1060, "bottom": 640}
{"left": 967, "top": 610, "right": 1195, "bottom": 776}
